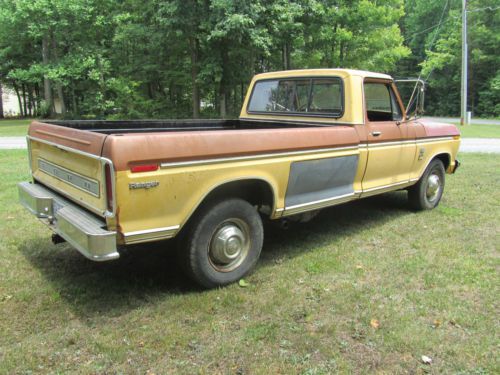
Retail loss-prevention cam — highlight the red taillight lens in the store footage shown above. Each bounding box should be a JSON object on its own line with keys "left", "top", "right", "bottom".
{"left": 130, "top": 164, "right": 159, "bottom": 173}
{"left": 104, "top": 163, "right": 113, "bottom": 212}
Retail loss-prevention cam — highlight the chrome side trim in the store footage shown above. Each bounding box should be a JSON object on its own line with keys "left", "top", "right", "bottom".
{"left": 360, "top": 140, "right": 416, "bottom": 148}
{"left": 362, "top": 180, "right": 412, "bottom": 193}
{"left": 416, "top": 136, "right": 454, "bottom": 144}
{"left": 283, "top": 192, "right": 356, "bottom": 216}
{"left": 360, "top": 180, "right": 415, "bottom": 198}
{"left": 123, "top": 225, "right": 180, "bottom": 244}
{"left": 28, "top": 135, "right": 116, "bottom": 218}
{"left": 160, "top": 146, "right": 359, "bottom": 168}
{"left": 124, "top": 225, "right": 180, "bottom": 236}
{"left": 359, "top": 136, "right": 454, "bottom": 149}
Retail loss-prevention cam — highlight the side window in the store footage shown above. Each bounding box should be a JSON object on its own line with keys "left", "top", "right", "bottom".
{"left": 364, "top": 82, "right": 402, "bottom": 122}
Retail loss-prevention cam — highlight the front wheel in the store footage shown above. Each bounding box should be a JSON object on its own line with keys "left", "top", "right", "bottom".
{"left": 179, "top": 198, "right": 264, "bottom": 288}
{"left": 408, "top": 159, "right": 446, "bottom": 210}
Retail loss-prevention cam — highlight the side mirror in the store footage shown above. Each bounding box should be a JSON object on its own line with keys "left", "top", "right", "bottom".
{"left": 395, "top": 79, "right": 426, "bottom": 119}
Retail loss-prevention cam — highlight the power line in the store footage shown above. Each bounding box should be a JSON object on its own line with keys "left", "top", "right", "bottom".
{"left": 466, "top": 5, "right": 500, "bottom": 13}
{"left": 405, "top": 3, "right": 499, "bottom": 41}
{"left": 404, "top": 18, "right": 453, "bottom": 42}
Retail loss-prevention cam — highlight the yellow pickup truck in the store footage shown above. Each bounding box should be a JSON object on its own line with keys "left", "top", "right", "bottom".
{"left": 18, "top": 69, "right": 460, "bottom": 287}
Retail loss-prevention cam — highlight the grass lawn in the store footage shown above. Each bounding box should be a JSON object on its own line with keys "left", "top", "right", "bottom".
{"left": 0, "top": 119, "right": 32, "bottom": 136}
{"left": 0, "top": 151, "right": 499, "bottom": 374}
{"left": 454, "top": 123, "right": 500, "bottom": 139}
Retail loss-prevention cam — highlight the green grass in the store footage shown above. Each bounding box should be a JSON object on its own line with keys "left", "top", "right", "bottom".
{"left": 454, "top": 123, "right": 500, "bottom": 138}
{"left": 0, "top": 119, "right": 33, "bottom": 136}
{"left": 0, "top": 151, "right": 499, "bottom": 374}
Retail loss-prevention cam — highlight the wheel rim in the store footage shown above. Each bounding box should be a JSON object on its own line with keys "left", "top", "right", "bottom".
{"left": 426, "top": 173, "right": 441, "bottom": 202}
{"left": 208, "top": 218, "right": 250, "bottom": 272}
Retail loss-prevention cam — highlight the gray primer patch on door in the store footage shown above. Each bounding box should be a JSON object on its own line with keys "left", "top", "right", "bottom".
{"left": 285, "top": 155, "right": 358, "bottom": 207}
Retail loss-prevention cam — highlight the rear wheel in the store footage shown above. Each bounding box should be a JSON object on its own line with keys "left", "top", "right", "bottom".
{"left": 408, "top": 159, "right": 445, "bottom": 210}
{"left": 180, "top": 198, "right": 264, "bottom": 288}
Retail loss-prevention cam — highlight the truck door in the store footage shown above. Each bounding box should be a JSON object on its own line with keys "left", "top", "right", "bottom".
{"left": 361, "top": 80, "right": 415, "bottom": 193}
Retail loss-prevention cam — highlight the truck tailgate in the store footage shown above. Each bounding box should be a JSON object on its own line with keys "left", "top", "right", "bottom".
{"left": 28, "top": 121, "right": 112, "bottom": 217}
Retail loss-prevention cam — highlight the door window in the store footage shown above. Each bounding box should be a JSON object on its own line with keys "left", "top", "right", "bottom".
{"left": 364, "top": 83, "right": 402, "bottom": 122}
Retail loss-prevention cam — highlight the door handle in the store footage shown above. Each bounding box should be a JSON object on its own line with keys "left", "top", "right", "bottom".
{"left": 371, "top": 131, "right": 382, "bottom": 137}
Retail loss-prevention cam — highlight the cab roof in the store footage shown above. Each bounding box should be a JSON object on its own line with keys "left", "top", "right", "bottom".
{"left": 253, "top": 68, "right": 392, "bottom": 81}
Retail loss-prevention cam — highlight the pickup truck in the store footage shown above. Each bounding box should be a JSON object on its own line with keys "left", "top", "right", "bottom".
{"left": 18, "top": 69, "right": 460, "bottom": 288}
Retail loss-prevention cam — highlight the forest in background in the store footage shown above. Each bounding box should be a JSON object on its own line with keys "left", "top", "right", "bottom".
{"left": 0, "top": 0, "right": 498, "bottom": 119}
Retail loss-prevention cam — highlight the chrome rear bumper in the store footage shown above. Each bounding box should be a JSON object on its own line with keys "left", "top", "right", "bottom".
{"left": 18, "top": 181, "right": 119, "bottom": 261}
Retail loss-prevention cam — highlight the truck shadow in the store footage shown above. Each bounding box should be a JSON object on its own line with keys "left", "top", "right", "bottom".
{"left": 18, "top": 191, "right": 411, "bottom": 318}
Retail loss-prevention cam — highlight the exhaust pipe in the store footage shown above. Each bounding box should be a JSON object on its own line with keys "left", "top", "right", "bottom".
{"left": 279, "top": 219, "right": 290, "bottom": 230}
{"left": 51, "top": 233, "right": 66, "bottom": 245}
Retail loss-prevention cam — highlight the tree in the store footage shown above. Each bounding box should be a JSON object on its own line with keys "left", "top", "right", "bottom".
{"left": 0, "top": 0, "right": 416, "bottom": 119}
{"left": 398, "top": 0, "right": 499, "bottom": 117}
{"left": 0, "top": 81, "right": 4, "bottom": 118}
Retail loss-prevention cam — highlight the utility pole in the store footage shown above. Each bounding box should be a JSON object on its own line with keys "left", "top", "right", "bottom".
{"left": 460, "top": 0, "right": 468, "bottom": 125}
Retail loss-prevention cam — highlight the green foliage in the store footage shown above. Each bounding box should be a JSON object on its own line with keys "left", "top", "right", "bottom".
{"left": 399, "top": 0, "right": 499, "bottom": 117}
{"left": 2, "top": 0, "right": 494, "bottom": 119}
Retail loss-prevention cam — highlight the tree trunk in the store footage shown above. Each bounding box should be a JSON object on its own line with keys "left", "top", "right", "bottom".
{"left": 283, "top": 42, "right": 291, "bottom": 70}
{"left": 71, "top": 86, "right": 78, "bottom": 114}
{"left": 219, "top": 47, "right": 229, "bottom": 118}
{"left": 190, "top": 38, "right": 200, "bottom": 119}
{"left": 0, "top": 82, "right": 4, "bottom": 118}
{"left": 52, "top": 35, "right": 66, "bottom": 114}
{"left": 29, "top": 87, "right": 36, "bottom": 117}
{"left": 42, "top": 35, "right": 54, "bottom": 115}
{"left": 13, "top": 82, "right": 24, "bottom": 117}
{"left": 35, "top": 83, "right": 42, "bottom": 117}
{"left": 339, "top": 41, "right": 345, "bottom": 65}
{"left": 219, "top": 87, "right": 226, "bottom": 119}
{"left": 22, "top": 84, "right": 28, "bottom": 117}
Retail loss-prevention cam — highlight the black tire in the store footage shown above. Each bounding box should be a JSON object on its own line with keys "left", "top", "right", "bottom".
{"left": 179, "top": 198, "right": 264, "bottom": 288}
{"left": 408, "top": 159, "right": 446, "bottom": 210}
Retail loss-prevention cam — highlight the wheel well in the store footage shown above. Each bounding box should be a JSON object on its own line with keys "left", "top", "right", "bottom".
{"left": 199, "top": 179, "right": 275, "bottom": 213}
{"left": 434, "top": 153, "right": 451, "bottom": 170}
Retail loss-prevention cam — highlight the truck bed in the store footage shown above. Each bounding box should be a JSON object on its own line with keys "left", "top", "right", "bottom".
{"left": 42, "top": 119, "right": 323, "bottom": 134}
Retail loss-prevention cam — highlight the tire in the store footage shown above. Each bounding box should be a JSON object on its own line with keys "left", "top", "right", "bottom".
{"left": 179, "top": 198, "right": 264, "bottom": 288}
{"left": 408, "top": 159, "right": 446, "bottom": 210}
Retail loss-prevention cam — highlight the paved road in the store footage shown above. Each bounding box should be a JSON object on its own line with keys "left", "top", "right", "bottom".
{"left": 0, "top": 137, "right": 26, "bottom": 149}
{"left": 422, "top": 117, "right": 500, "bottom": 125}
{"left": 1, "top": 136, "right": 499, "bottom": 153}
{"left": 458, "top": 138, "right": 500, "bottom": 153}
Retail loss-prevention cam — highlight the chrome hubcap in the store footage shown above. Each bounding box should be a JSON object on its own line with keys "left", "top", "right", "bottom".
{"left": 209, "top": 219, "right": 250, "bottom": 272}
{"left": 426, "top": 173, "right": 441, "bottom": 201}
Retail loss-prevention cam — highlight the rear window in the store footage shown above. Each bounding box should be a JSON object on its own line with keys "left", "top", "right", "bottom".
{"left": 247, "top": 77, "right": 343, "bottom": 117}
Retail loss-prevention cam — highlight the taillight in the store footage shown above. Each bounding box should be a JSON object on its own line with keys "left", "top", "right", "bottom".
{"left": 130, "top": 164, "right": 159, "bottom": 173}
{"left": 104, "top": 163, "right": 113, "bottom": 212}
